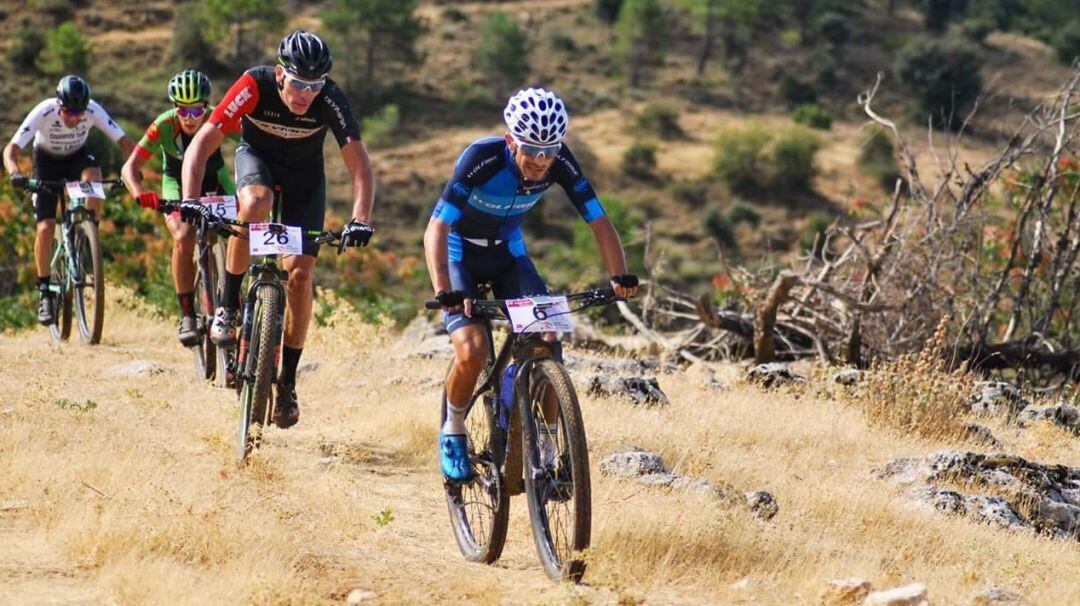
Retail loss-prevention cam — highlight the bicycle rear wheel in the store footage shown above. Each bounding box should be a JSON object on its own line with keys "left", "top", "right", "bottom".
{"left": 521, "top": 359, "right": 591, "bottom": 582}
{"left": 192, "top": 240, "right": 225, "bottom": 382}
{"left": 71, "top": 221, "right": 104, "bottom": 344}
{"left": 208, "top": 241, "right": 235, "bottom": 388}
{"left": 236, "top": 284, "right": 280, "bottom": 462}
{"left": 48, "top": 249, "right": 72, "bottom": 342}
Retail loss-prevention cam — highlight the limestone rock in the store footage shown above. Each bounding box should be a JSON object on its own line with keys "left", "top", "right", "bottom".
{"left": 819, "top": 577, "right": 872, "bottom": 605}
{"left": 970, "top": 381, "right": 1029, "bottom": 417}
{"left": 831, "top": 368, "right": 864, "bottom": 386}
{"left": 863, "top": 583, "right": 928, "bottom": 606}
{"left": 964, "top": 423, "right": 1003, "bottom": 449}
{"left": 586, "top": 375, "right": 668, "bottom": 406}
{"left": 1018, "top": 404, "right": 1080, "bottom": 435}
{"left": 599, "top": 448, "right": 667, "bottom": 477}
{"left": 747, "top": 363, "right": 806, "bottom": 388}
{"left": 101, "top": 360, "right": 165, "bottom": 378}
{"left": 971, "top": 587, "right": 1023, "bottom": 605}
{"left": 346, "top": 588, "right": 377, "bottom": 604}
{"left": 297, "top": 360, "right": 319, "bottom": 377}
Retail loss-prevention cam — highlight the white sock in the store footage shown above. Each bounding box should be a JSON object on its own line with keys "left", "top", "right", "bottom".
{"left": 442, "top": 400, "right": 467, "bottom": 435}
{"left": 540, "top": 423, "right": 558, "bottom": 442}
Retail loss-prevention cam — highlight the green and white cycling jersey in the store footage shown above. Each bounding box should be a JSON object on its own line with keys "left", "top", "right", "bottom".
{"left": 133, "top": 107, "right": 236, "bottom": 199}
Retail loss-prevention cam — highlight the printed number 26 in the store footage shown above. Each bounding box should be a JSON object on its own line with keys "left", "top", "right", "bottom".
{"left": 263, "top": 230, "right": 289, "bottom": 246}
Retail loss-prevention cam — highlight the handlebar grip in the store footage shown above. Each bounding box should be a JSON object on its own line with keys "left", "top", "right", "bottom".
{"left": 425, "top": 300, "right": 442, "bottom": 310}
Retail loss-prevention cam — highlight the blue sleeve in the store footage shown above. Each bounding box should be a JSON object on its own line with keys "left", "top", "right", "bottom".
{"left": 552, "top": 145, "right": 605, "bottom": 223}
{"left": 430, "top": 141, "right": 501, "bottom": 227}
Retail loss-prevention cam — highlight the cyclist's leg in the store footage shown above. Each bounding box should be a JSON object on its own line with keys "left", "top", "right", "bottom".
{"left": 281, "top": 253, "right": 315, "bottom": 350}
{"left": 76, "top": 149, "right": 104, "bottom": 220}
{"left": 222, "top": 144, "right": 273, "bottom": 316}
{"left": 162, "top": 177, "right": 196, "bottom": 295}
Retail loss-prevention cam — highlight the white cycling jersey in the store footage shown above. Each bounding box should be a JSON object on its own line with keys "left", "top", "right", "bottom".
{"left": 10, "top": 98, "right": 126, "bottom": 157}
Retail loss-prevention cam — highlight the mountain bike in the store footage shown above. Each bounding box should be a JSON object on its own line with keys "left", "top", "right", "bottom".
{"left": 28, "top": 178, "right": 121, "bottom": 344}
{"left": 159, "top": 198, "right": 235, "bottom": 385}
{"left": 426, "top": 287, "right": 622, "bottom": 582}
{"left": 191, "top": 190, "right": 343, "bottom": 463}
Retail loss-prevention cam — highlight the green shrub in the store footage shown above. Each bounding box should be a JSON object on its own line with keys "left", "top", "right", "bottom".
{"left": 634, "top": 102, "right": 683, "bottom": 139}
{"left": 772, "top": 128, "right": 821, "bottom": 193}
{"left": 727, "top": 200, "right": 762, "bottom": 227}
{"left": 37, "top": 22, "right": 90, "bottom": 76}
{"left": 958, "top": 15, "right": 995, "bottom": 43}
{"left": 1051, "top": 20, "right": 1080, "bottom": 65}
{"left": 550, "top": 33, "right": 577, "bottom": 52}
{"left": 800, "top": 212, "right": 833, "bottom": 258}
{"left": 8, "top": 20, "right": 45, "bottom": 71}
{"left": 443, "top": 7, "right": 469, "bottom": 23}
{"left": 815, "top": 12, "right": 850, "bottom": 47}
{"left": 30, "top": 0, "right": 71, "bottom": 22}
{"left": 621, "top": 141, "right": 658, "bottom": 177}
{"left": 666, "top": 180, "right": 708, "bottom": 207}
{"left": 595, "top": 0, "right": 624, "bottom": 24}
{"left": 172, "top": 4, "right": 216, "bottom": 71}
{"left": 474, "top": 12, "right": 528, "bottom": 96}
{"left": 714, "top": 124, "right": 770, "bottom": 195}
{"left": 361, "top": 104, "right": 400, "bottom": 149}
{"left": 778, "top": 74, "right": 817, "bottom": 107}
{"left": 792, "top": 103, "right": 832, "bottom": 130}
{"left": 702, "top": 205, "right": 737, "bottom": 249}
{"left": 895, "top": 37, "right": 983, "bottom": 128}
{"left": 779, "top": 28, "right": 802, "bottom": 47}
{"left": 859, "top": 129, "right": 902, "bottom": 191}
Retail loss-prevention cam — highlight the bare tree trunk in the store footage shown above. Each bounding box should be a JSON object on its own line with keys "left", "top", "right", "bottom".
{"left": 696, "top": 1, "right": 718, "bottom": 76}
{"left": 754, "top": 271, "right": 797, "bottom": 363}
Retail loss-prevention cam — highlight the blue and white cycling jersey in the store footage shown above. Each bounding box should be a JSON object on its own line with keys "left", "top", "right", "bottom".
{"left": 430, "top": 137, "right": 606, "bottom": 260}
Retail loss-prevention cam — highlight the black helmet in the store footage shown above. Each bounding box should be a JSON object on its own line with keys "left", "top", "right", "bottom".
{"left": 278, "top": 30, "right": 332, "bottom": 80}
{"left": 56, "top": 75, "right": 90, "bottom": 112}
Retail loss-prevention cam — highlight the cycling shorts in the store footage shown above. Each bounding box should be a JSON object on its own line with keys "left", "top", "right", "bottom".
{"left": 31, "top": 146, "right": 99, "bottom": 222}
{"left": 234, "top": 143, "right": 326, "bottom": 257}
{"left": 444, "top": 239, "right": 548, "bottom": 334}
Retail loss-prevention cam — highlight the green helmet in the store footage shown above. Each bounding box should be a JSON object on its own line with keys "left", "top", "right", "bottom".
{"left": 167, "top": 69, "right": 211, "bottom": 105}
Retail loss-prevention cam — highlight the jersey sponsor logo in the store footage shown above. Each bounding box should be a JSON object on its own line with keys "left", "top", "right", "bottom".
{"left": 224, "top": 86, "right": 254, "bottom": 119}
{"left": 464, "top": 153, "right": 499, "bottom": 181}
{"left": 323, "top": 95, "right": 349, "bottom": 132}
{"left": 470, "top": 193, "right": 540, "bottom": 213}
{"left": 245, "top": 116, "right": 325, "bottom": 139}
{"left": 556, "top": 154, "right": 579, "bottom": 178}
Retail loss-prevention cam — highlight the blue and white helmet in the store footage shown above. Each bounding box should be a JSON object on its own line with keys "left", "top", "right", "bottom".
{"left": 503, "top": 87, "right": 569, "bottom": 145}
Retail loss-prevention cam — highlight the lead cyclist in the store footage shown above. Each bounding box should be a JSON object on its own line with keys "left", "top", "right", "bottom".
{"left": 422, "top": 86, "right": 638, "bottom": 483}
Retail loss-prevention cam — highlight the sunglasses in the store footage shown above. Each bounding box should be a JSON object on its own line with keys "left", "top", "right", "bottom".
{"left": 176, "top": 105, "right": 207, "bottom": 118}
{"left": 285, "top": 72, "right": 327, "bottom": 92}
{"left": 514, "top": 139, "right": 561, "bottom": 158}
{"left": 59, "top": 107, "right": 85, "bottom": 117}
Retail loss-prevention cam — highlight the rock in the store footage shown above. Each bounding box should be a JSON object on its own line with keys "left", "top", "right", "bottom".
{"left": 405, "top": 340, "right": 454, "bottom": 360}
{"left": 1, "top": 408, "right": 14, "bottom": 415}
{"left": 101, "top": 360, "right": 165, "bottom": 378}
{"left": 315, "top": 456, "right": 337, "bottom": 470}
{"left": 744, "top": 490, "right": 779, "bottom": 520}
{"left": 819, "top": 577, "right": 872, "bottom": 605}
{"left": 703, "top": 377, "right": 729, "bottom": 391}
{"left": 599, "top": 448, "right": 667, "bottom": 477}
{"left": 296, "top": 360, "right": 319, "bottom": 377}
{"left": 346, "top": 588, "right": 377, "bottom": 604}
{"left": 400, "top": 314, "right": 442, "bottom": 343}
{"left": 970, "top": 381, "right": 1029, "bottom": 417}
{"left": 971, "top": 587, "right": 1023, "bottom": 605}
{"left": 731, "top": 577, "right": 751, "bottom": 590}
{"left": 831, "top": 368, "right": 864, "bottom": 386}
{"left": 863, "top": 583, "right": 928, "bottom": 606}
{"left": 1018, "top": 404, "right": 1080, "bottom": 434}
{"left": 586, "top": 375, "right": 668, "bottom": 406}
{"left": 388, "top": 375, "right": 440, "bottom": 389}
{"left": 964, "top": 423, "right": 1003, "bottom": 449}
{"left": 747, "top": 363, "right": 806, "bottom": 388}
{"left": 963, "top": 495, "right": 1027, "bottom": 530}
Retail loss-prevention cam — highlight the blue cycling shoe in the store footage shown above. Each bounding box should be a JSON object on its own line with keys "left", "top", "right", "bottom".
{"left": 440, "top": 433, "right": 473, "bottom": 482}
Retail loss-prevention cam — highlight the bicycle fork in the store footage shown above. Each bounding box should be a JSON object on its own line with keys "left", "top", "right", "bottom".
{"left": 235, "top": 272, "right": 287, "bottom": 389}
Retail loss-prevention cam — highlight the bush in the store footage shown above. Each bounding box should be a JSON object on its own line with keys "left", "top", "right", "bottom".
{"left": 1051, "top": 20, "right": 1080, "bottom": 65}
{"left": 634, "top": 102, "right": 683, "bottom": 139}
{"left": 792, "top": 103, "right": 832, "bottom": 130}
{"left": 172, "top": 4, "right": 216, "bottom": 71}
{"left": 727, "top": 200, "right": 761, "bottom": 227}
{"left": 772, "top": 128, "right": 821, "bottom": 193}
{"left": 895, "top": 37, "right": 983, "bottom": 128}
{"left": 778, "top": 74, "right": 817, "bottom": 107}
{"left": 702, "top": 205, "right": 737, "bottom": 249}
{"left": 550, "top": 33, "right": 576, "bottom": 52}
{"left": 443, "top": 7, "right": 469, "bottom": 23}
{"left": 714, "top": 124, "right": 770, "bottom": 195}
{"left": 800, "top": 212, "right": 833, "bottom": 258}
{"left": 595, "top": 0, "right": 624, "bottom": 24}
{"left": 30, "top": 0, "right": 71, "bottom": 23}
{"left": 37, "top": 22, "right": 90, "bottom": 76}
{"left": 958, "top": 15, "right": 995, "bottom": 43}
{"left": 7, "top": 20, "right": 45, "bottom": 72}
{"left": 621, "top": 141, "right": 658, "bottom": 177}
{"left": 474, "top": 12, "right": 528, "bottom": 96}
{"left": 666, "top": 180, "right": 708, "bottom": 207}
{"left": 859, "top": 129, "right": 902, "bottom": 191}
{"left": 815, "top": 12, "right": 850, "bottom": 47}
{"left": 362, "top": 104, "right": 400, "bottom": 149}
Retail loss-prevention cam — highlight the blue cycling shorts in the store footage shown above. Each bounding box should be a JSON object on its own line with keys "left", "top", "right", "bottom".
{"left": 444, "top": 240, "right": 548, "bottom": 334}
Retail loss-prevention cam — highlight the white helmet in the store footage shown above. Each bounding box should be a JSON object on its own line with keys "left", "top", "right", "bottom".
{"left": 503, "top": 87, "right": 569, "bottom": 145}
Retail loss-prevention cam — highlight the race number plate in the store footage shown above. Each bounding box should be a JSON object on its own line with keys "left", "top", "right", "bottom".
{"left": 506, "top": 296, "right": 574, "bottom": 333}
{"left": 200, "top": 195, "right": 237, "bottom": 220}
{"left": 65, "top": 181, "right": 106, "bottom": 200}
{"left": 249, "top": 223, "right": 303, "bottom": 256}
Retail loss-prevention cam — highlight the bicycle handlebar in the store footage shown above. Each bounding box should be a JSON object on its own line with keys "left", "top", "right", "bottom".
{"left": 423, "top": 287, "right": 622, "bottom": 316}
{"left": 158, "top": 199, "right": 343, "bottom": 247}
{"left": 27, "top": 178, "right": 124, "bottom": 194}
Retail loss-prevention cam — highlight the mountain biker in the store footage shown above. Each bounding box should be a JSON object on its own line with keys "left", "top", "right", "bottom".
{"left": 3, "top": 76, "right": 135, "bottom": 325}
{"left": 179, "top": 30, "right": 375, "bottom": 429}
{"left": 423, "top": 86, "right": 638, "bottom": 482}
{"left": 121, "top": 69, "right": 237, "bottom": 347}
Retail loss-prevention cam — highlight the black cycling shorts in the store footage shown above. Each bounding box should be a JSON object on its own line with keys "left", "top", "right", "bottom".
{"left": 234, "top": 143, "right": 326, "bottom": 257}
{"left": 31, "top": 146, "right": 99, "bottom": 222}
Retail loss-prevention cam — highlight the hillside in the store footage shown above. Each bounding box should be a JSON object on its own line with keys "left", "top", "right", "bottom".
{"left": 2, "top": 290, "right": 1079, "bottom": 604}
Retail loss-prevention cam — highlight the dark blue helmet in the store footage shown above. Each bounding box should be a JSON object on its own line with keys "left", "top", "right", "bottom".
{"left": 56, "top": 75, "right": 90, "bottom": 111}
{"left": 278, "top": 31, "right": 332, "bottom": 79}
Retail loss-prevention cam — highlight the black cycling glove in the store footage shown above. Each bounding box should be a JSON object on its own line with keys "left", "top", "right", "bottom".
{"left": 340, "top": 220, "right": 374, "bottom": 249}
{"left": 179, "top": 200, "right": 211, "bottom": 226}
{"left": 611, "top": 274, "right": 640, "bottom": 289}
{"left": 435, "top": 290, "right": 466, "bottom": 309}
{"left": 10, "top": 175, "right": 28, "bottom": 190}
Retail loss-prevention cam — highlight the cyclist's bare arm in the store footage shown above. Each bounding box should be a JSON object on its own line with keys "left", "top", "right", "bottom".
{"left": 121, "top": 146, "right": 149, "bottom": 197}
{"left": 180, "top": 124, "right": 225, "bottom": 201}
{"left": 116, "top": 136, "right": 135, "bottom": 160}
{"left": 587, "top": 216, "right": 637, "bottom": 298}
{"left": 423, "top": 218, "right": 453, "bottom": 294}
{"left": 340, "top": 139, "right": 375, "bottom": 223}
{"left": 2, "top": 142, "right": 23, "bottom": 176}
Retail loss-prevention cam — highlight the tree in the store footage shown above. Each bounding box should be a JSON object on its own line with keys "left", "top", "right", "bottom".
{"left": 895, "top": 37, "right": 982, "bottom": 128}
{"left": 595, "top": 0, "right": 624, "bottom": 24}
{"left": 8, "top": 19, "right": 45, "bottom": 72}
{"left": 921, "top": 0, "right": 969, "bottom": 33}
{"left": 37, "top": 22, "right": 90, "bottom": 77}
{"left": 201, "top": 0, "right": 284, "bottom": 66}
{"left": 474, "top": 12, "right": 528, "bottom": 97}
{"left": 172, "top": 2, "right": 217, "bottom": 73}
{"left": 323, "top": 0, "right": 424, "bottom": 111}
{"left": 616, "top": 0, "right": 667, "bottom": 86}
{"left": 673, "top": 0, "right": 760, "bottom": 76}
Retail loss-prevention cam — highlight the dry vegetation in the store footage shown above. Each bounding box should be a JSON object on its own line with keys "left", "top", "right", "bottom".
{"left": 1, "top": 286, "right": 1078, "bottom": 605}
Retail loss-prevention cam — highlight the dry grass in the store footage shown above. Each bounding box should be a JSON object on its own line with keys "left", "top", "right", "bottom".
{"left": 1, "top": 289, "right": 1078, "bottom": 605}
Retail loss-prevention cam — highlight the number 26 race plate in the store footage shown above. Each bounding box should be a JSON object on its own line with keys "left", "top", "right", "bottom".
{"left": 249, "top": 223, "right": 303, "bottom": 256}
{"left": 506, "top": 296, "right": 574, "bottom": 333}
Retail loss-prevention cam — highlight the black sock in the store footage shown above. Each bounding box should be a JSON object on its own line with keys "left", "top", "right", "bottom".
{"left": 279, "top": 346, "right": 302, "bottom": 386}
{"left": 177, "top": 291, "right": 195, "bottom": 317}
{"left": 223, "top": 271, "right": 244, "bottom": 310}
{"left": 37, "top": 276, "right": 50, "bottom": 291}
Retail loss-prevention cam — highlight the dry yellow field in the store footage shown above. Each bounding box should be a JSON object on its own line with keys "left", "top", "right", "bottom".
{"left": 1, "top": 287, "right": 1078, "bottom": 605}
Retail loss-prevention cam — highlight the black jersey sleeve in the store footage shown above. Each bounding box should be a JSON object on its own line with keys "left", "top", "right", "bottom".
{"left": 319, "top": 81, "right": 362, "bottom": 147}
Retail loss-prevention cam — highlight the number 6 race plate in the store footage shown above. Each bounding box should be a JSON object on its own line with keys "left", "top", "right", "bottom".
{"left": 505, "top": 296, "right": 574, "bottom": 333}
{"left": 249, "top": 223, "right": 303, "bottom": 255}
{"left": 200, "top": 195, "right": 237, "bottom": 220}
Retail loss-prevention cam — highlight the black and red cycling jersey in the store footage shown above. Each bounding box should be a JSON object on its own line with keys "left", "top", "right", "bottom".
{"left": 208, "top": 66, "right": 362, "bottom": 167}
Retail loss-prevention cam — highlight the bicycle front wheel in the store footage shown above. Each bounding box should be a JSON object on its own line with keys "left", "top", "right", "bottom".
{"left": 236, "top": 284, "right": 280, "bottom": 462}
{"left": 71, "top": 221, "right": 104, "bottom": 344}
{"left": 48, "top": 247, "right": 72, "bottom": 342}
{"left": 521, "top": 359, "right": 591, "bottom": 582}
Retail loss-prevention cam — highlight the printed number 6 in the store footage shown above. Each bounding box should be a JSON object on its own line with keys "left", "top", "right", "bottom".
{"left": 276, "top": 232, "right": 289, "bottom": 245}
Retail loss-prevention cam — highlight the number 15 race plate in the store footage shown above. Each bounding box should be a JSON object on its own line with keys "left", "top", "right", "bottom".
{"left": 200, "top": 195, "right": 237, "bottom": 220}
{"left": 249, "top": 223, "right": 303, "bottom": 256}
{"left": 506, "top": 296, "right": 574, "bottom": 333}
